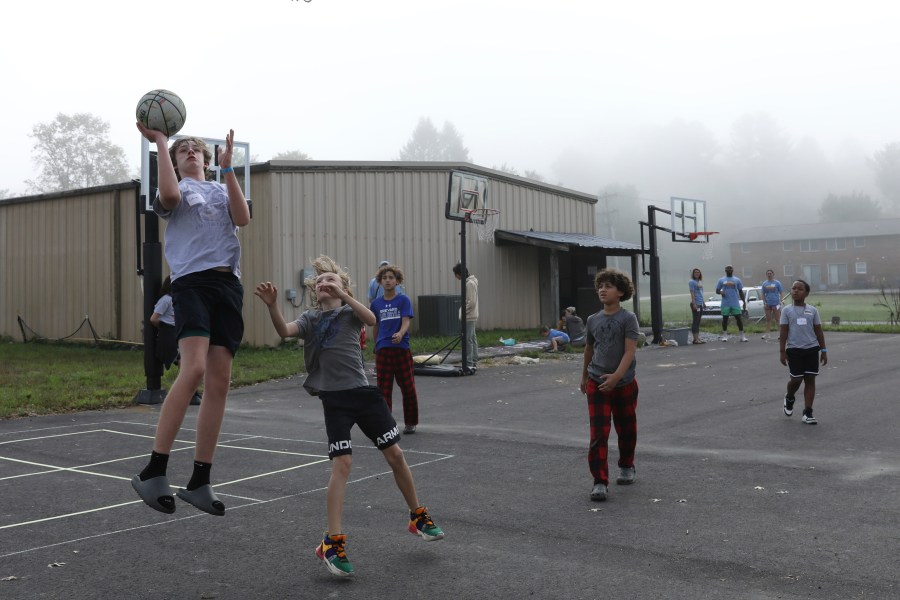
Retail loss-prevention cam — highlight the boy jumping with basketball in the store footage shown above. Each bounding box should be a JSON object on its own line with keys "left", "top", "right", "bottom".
{"left": 580, "top": 268, "right": 640, "bottom": 502}
{"left": 779, "top": 279, "right": 827, "bottom": 424}
{"left": 254, "top": 256, "right": 443, "bottom": 578}
{"left": 132, "top": 123, "right": 249, "bottom": 516}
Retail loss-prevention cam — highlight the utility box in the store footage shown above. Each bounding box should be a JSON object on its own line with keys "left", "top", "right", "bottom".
{"left": 418, "top": 295, "right": 462, "bottom": 336}
{"left": 662, "top": 327, "right": 690, "bottom": 346}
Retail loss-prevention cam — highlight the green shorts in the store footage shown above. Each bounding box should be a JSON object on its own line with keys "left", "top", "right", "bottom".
{"left": 721, "top": 306, "right": 743, "bottom": 317}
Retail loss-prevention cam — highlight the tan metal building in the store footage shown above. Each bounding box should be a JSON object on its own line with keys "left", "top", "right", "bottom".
{"left": 1, "top": 161, "right": 642, "bottom": 347}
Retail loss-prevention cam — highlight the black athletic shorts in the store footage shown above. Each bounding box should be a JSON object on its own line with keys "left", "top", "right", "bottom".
{"left": 319, "top": 386, "right": 400, "bottom": 459}
{"left": 171, "top": 269, "right": 244, "bottom": 356}
{"left": 786, "top": 346, "right": 821, "bottom": 378}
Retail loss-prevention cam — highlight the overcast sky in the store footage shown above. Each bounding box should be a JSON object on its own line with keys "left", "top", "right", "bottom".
{"left": 2, "top": 0, "right": 898, "bottom": 201}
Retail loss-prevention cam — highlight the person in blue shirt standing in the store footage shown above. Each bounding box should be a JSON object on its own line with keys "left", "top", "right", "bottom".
{"left": 688, "top": 267, "right": 706, "bottom": 344}
{"left": 371, "top": 263, "right": 419, "bottom": 434}
{"left": 716, "top": 265, "right": 748, "bottom": 342}
{"left": 760, "top": 269, "right": 784, "bottom": 339}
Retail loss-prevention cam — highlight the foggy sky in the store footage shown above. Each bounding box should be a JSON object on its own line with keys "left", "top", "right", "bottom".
{"left": 2, "top": 0, "right": 898, "bottom": 241}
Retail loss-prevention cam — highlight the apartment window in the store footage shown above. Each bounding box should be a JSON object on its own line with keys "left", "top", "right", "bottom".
{"left": 854, "top": 238, "right": 865, "bottom": 248}
{"left": 856, "top": 262, "right": 867, "bottom": 274}
{"left": 828, "top": 263, "right": 848, "bottom": 285}
{"left": 825, "top": 239, "right": 846, "bottom": 251}
{"left": 784, "top": 265, "right": 795, "bottom": 277}
{"left": 800, "top": 240, "right": 818, "bottom": 252}
{"left": 783, "top": 241, "right": 794, "bottom": 251}
{"left": 742, "top": 267, "right": 753, "bottom": 278}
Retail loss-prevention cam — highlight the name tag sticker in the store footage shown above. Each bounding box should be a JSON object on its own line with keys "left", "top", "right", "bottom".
{"left": 796, "top": 317, "right": 808, "bottom": 325}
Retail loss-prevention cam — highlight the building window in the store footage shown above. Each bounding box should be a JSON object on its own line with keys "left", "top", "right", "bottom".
{"left": 783, "top": 241, "right": 794, "bottom": 251}
{"left": 825, "top": 239, "right": 846, "bottom": 251}
{"left": 741, "top": 243, "right": 751, "bottom": 254}
{"left": 828, "top": 263, "right": 848, "bottom": 286}
{"left": 854, "top": 238, "right": 865, "bottom": 248}
{"left": 784, "top": 265, "right": 794, "bottom": 277}
{"left": 742, "top": 267, "right": 753, "bottom": 278}
{"left": 856, "top": 262, "right": 867, "bottom": 274}
{"left": 800, "top": 240, "right": 818, "bottom": 252}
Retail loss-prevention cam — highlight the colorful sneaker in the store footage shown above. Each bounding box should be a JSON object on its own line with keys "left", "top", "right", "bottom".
{"left": 408, "top": 506, "right": 445, "bottom": 541}
{"left": 315, "top": 533, "right": 354, "bottom": 577}
{"left": 801, "top": 408, "right": 817, "bottom": 425}
{"left": 783, "top": 394, "right": 795, "bottom": 417}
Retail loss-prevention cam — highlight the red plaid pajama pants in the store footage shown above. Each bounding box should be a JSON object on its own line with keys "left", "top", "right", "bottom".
{"left": 585, "top": 377, "right": 638, "bottom": 486}
{"left": 375, "top": 347, "right": 419, "bottom": 427}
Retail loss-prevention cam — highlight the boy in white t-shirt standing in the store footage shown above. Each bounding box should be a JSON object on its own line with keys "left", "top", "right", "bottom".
{"left": 779, "top": 279, "right": 827, "bottom": 424}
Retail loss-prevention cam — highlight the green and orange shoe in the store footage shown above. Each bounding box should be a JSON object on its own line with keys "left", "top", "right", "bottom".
{"left": 408, "top": 506, "right": 445, "bottom": 541}
{"left": 315, "top": 533, "right": 354, "bottom": 577}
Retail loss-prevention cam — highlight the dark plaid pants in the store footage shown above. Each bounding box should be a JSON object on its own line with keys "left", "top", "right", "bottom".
{"left": 586, "top": 378, "right": 638, "bottom": 485}
{"left": 375, "top": 347, "right": 419, "bottom": 427}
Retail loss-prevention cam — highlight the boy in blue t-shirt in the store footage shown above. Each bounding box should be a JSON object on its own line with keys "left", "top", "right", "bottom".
{"left": 370, "top": 263, "right": 420, "bottom": 434}
{"left": 541, "top": 326, "right": 570, "bottom": 352}
{"left": 760, "top": 269, "right": 784, "bottom": 338}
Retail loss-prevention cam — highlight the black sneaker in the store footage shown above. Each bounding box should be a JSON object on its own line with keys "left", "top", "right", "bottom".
{"left": 783, "top": 395, "right": 795, "bottom": 417}
{"left": 801, "top": 408, "right": 817, "bottom": 425}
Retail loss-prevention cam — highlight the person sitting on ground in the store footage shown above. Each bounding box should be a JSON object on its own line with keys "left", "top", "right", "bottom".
{"left": 561, "top": 306, "right": 586, "bottom": 346}
{"left": 541, "top": 326, "right": 570, "bottom": 352}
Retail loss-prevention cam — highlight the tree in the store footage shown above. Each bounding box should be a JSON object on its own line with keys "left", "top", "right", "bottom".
{"left": 871, "top": 142, "right": 900, "bottom": 209}
{"left": 272, "top": 149, "right": 313, "bottom": 160}
{"left": 818, "top": 192, "right": 881, "bottom": 222}
{"left": 27, "top": 113, "right": 130, "bottom": 193}
{"left": 397, "top": 117, "right": 470, "bottom": 162}
{"left": 0, "top": 189, "right": 11, "bottom": 200}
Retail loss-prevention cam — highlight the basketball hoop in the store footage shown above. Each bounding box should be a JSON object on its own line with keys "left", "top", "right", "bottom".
{"left": 688, "top": 231, "right": 719, "bottom": 242}
{"left": 463, "top": 208, "right": 501, "bottom": 242}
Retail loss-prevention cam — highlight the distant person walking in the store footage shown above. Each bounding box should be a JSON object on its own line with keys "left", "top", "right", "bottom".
{"left": 688, "top": 267, "right": 706, "bottom": 344}
{"left": 716, "top": 265, "right": 748, "bottom": 343}
{"left": 779, "top": 279, "right": 827, "bottom": 425}
{"left": 761, "top": 269, "right": 784, "bottom": 339}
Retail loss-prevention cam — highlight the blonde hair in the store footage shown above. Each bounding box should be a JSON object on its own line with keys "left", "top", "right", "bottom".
{"left": 304, "top": 255, "right": 354, "bottom": 308}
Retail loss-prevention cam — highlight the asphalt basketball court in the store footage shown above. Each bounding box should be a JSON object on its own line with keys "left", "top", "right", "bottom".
{"left": 2, "top": 331, "right": 899, "bottom": 599}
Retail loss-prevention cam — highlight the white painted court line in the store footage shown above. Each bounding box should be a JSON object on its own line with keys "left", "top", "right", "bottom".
{"left": 0, "top": 452, "right": 455, "bottom": 558}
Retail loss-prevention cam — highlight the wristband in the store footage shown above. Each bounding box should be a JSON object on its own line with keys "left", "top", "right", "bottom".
{"left": 820, "top": 348, "right": 827, "bottom": 353}
{"left": 220, "top": 166, "right": 234, "bottom": 174}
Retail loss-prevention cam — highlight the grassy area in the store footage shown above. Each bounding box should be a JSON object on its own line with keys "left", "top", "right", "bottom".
{"left": 641, "top": 292, "right": 895, "bottom": 326}
{"left": 0, "top": 329, "right": 548, "bottom": 419}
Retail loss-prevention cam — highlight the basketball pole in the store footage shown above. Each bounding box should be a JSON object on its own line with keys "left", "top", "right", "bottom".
{"left": 459, "top": 217, "right": 472, "bottom": 375}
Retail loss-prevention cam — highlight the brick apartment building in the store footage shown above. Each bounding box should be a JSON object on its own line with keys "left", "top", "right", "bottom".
{"left": 730, "top": 218, "right": 900, "bottom": 290}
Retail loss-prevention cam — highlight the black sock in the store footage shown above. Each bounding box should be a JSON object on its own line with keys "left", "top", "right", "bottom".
{"left": 139, "top": 451, "right": 169, "bottom": 481}
{"left": 187, "top": 461, "right": 212, "bottom": 491}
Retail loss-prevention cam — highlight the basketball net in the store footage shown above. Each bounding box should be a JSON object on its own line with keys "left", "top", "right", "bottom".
{"left": 464, "top": 208, "right": 501, "bottom": 242}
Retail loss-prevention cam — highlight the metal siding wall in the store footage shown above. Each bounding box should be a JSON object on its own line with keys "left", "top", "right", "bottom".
{"left": 1, "top": 168, "right": 596, "bottom": 346}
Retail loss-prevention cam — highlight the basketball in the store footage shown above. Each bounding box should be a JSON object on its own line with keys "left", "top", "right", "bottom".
{"left": 136, "top": 89, "right": 187, "bottom": 137}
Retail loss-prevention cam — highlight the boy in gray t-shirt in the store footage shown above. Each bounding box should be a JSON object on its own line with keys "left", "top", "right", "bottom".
{"left": 255, "top": 255, "right": 444, "bottom": 578}
{"left": 581, "top": 268, "right": 641, "bottom": 503}
{"left": 778, "top": 279, "right": 827, "bottom": 424}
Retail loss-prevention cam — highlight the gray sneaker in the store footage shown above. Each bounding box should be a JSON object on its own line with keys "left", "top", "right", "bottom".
{"left": 590, "top": 483, "right": 608, "bottom": 501}
{"left": 616, "top": 466, "right": 635, "bottom": 485}
{"left": 403, "top": 425, "right": 416, "bottom": 434}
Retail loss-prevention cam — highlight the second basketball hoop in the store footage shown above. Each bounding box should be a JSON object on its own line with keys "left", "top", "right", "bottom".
{"left": 463, "top": 207, "right": 501, "bottom": 242}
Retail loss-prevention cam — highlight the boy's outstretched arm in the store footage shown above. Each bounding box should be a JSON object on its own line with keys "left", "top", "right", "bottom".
{"left": 136, "top": 122, "right": 180, "bottom": 210}
{"left": 219, "top": 129, "right": 251, "bottom": 227}
{"left": 254, "top": 282, "right": 300, "bottom": 338}
{"left": 324, "top": 282, "right": 376, "bottom": 326}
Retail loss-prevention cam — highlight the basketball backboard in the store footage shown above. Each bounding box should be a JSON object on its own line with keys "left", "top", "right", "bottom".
{"left": 140, "top": 135, "right": 251, "bottom": 212}
{"left": 446, "top": 170, "right": 489, "bottom": 222}
{"left": 670, "top": 196, "right": 709, "bottom": 243}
